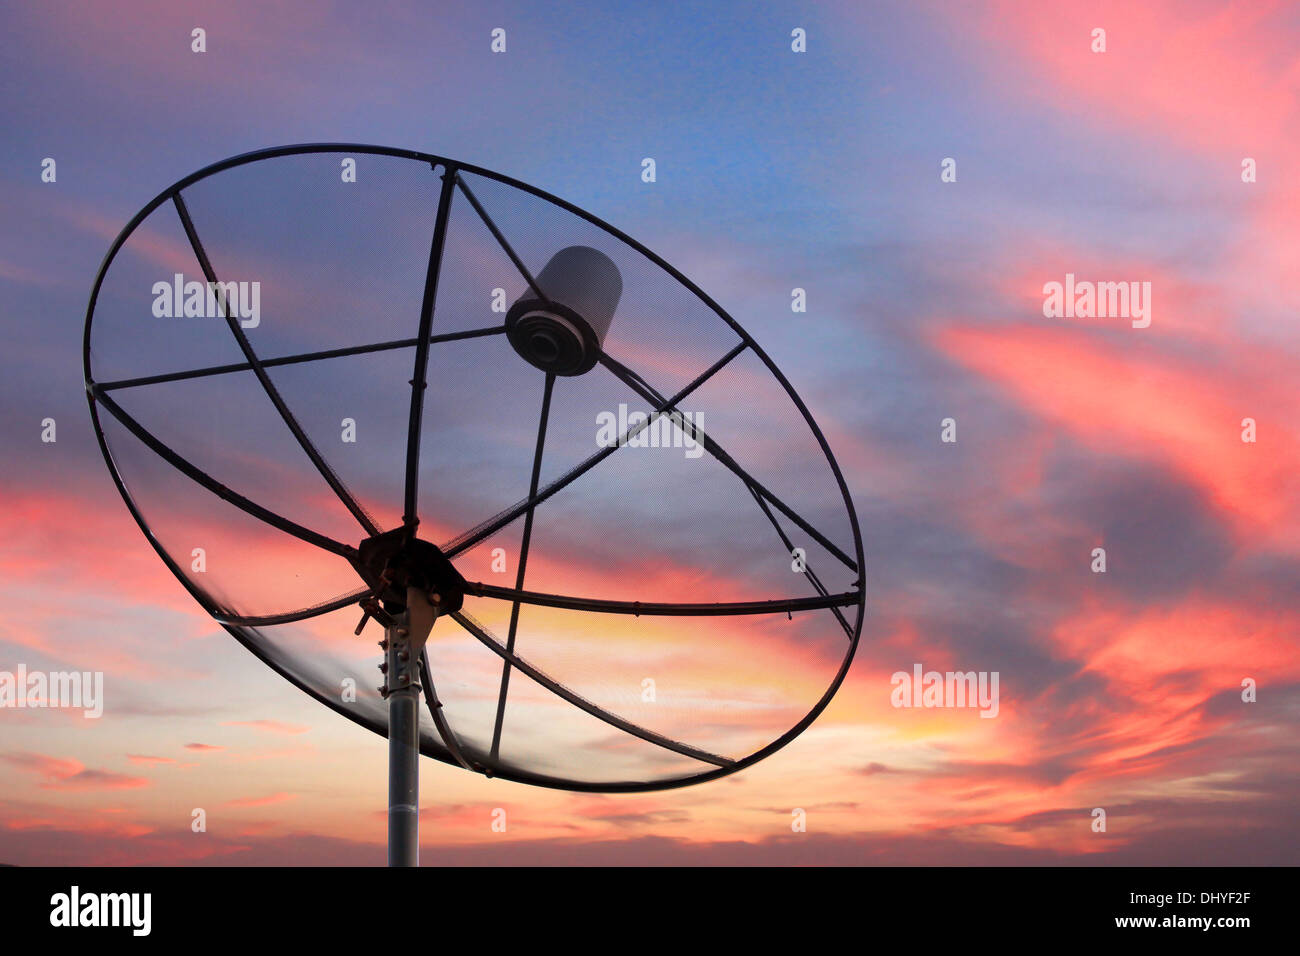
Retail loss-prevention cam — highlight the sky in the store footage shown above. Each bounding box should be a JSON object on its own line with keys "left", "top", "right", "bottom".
{"left": 1, "top": 0, "right": 1298, "bottom": 865}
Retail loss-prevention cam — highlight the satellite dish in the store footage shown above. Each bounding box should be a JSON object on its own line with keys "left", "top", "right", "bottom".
{"left": 83, "top": 144, "right": 865, "bottom": 865}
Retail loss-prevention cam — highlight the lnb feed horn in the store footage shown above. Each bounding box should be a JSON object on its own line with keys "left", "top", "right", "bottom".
{"left": 505, "top": 245, "right": 622, "bottom": 376}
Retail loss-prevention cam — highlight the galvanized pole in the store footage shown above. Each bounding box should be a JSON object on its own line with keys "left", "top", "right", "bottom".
{"left": 384, "top": 588, "right": 436, "bottom": 867}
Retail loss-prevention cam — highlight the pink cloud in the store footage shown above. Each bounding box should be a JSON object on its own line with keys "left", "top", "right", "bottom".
{"left": 2, "top": 753, "right": 150, "bottom": 791}
{"left": 223, "top": 720, "right": 310, "bottom": 735}
{"left": 224, "top": 792, "right": 297, "bottom": 808}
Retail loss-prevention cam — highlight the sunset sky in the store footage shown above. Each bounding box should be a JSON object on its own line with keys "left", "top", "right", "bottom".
{"left": 2, "top": 0, "right": 1298, "bottom": 865}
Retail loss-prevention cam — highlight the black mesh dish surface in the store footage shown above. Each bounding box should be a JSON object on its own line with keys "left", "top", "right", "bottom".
{"left": 83, "top": 144, "right": 865, "bottom": 792}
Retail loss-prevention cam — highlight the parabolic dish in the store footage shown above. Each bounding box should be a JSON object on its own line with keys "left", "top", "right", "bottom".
{"left": 83, "top": 144, "right": 865, "bottom": 792}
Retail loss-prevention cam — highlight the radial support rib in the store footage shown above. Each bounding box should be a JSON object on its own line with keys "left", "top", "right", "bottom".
{"left": 598, "top": 350, "right": 858, "bottom": 574}
{"left": 441, "top": 340, "right": 748, "bottom": 559}
{"left": 746, "top": 484, "right": 854, "bottom": 640}
{"left": 215, "top": 588, "right": 370, "bottom": 627}
{"left": 452, "top": 610, "right": 733, "bottom": 769}
{"left": 418, "top": 648, "right": 476, "bottom": 772}
{"left": 489, "top": 372, "right": 555, "bottom": 760}
{"left": 466, "top": 582, "right": 858, "bottom": 617}
{"left": 92, "top": 387, "right": 356, "bottom": 558}
{"left": 402, "top": 165, "right": 459, "bottom": 528}
{"left": 454, "top": 174, "right": 548, "bottom": 302}
{"left": 97, "top": 326, "right": 506, "bottom": 393}
{"left": 171, "top": 192, "right": 379, "bottom": 537}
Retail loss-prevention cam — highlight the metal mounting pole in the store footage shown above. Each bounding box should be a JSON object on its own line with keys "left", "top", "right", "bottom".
{"left": 384, "top": 587, "right": 436, "bottom": 867}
